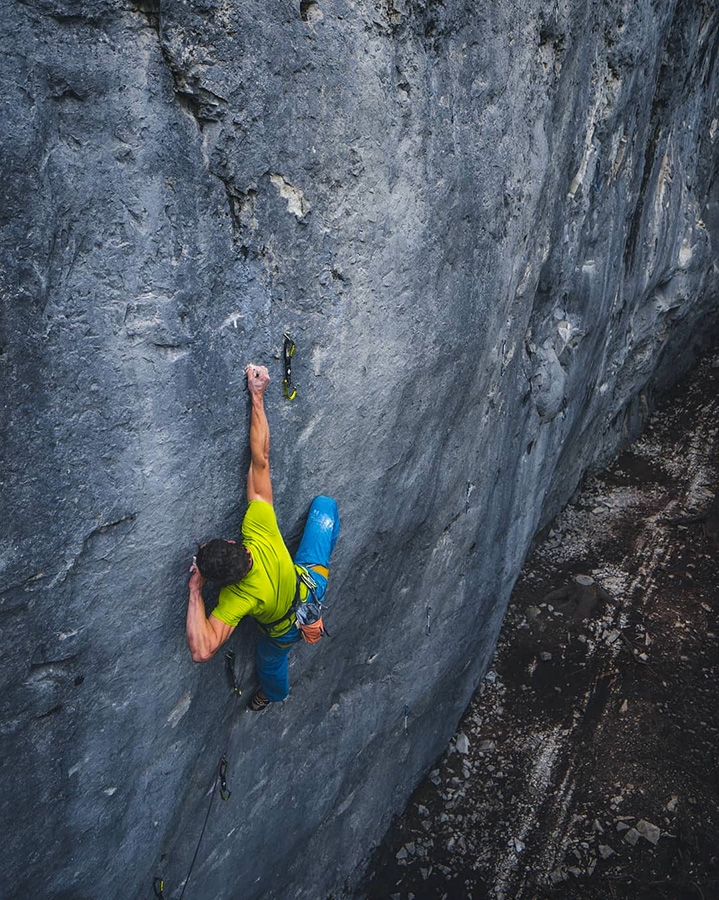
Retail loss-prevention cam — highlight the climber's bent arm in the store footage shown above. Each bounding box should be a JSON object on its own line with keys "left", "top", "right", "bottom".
{"left": 186, "top": 576, "right": 235, "bottom": 662}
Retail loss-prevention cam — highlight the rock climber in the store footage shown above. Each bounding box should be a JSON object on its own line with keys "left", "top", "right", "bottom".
{"left": 185, "top": 363, "right": 340, "bottom": 711}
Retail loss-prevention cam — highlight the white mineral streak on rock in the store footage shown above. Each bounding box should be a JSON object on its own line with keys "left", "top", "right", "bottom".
{"left": 656, "top": 146, "right": 673, "bottom": 211}
{"left": 270, "top": 173, "right": 310, "bottom": 218}
{"left": 555, "top": 319, "right": 573, "bottom": 348}
{"left": 166, "top": 692, "right": 192, "bottom": 729}
{"left": 68, "top": 759, "right": 86, "bottom": 777}
{"left": 678, "top": 240, "right": 694, "bottom": 268}
{"left": 567, "top": 91, "right": 603, "bottom": 199}
{"left": 220, "top": 311, "right": 245, "bottom": 330}
{"left": 297, "top": 414, "right": 321, "bottom": 447}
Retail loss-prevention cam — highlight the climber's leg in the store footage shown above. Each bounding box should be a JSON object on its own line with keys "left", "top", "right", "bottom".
{"left": 294, "top": 496, "right": 340, "bottom": 601}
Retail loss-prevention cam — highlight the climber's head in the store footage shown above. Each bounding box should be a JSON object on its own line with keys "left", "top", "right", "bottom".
{"left": 196, "top": 539, "right": 252, "bottom": 587}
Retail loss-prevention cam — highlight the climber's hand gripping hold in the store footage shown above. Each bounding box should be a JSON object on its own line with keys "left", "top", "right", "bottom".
{"left": 246, "top": 363, "right": 270, "bottom": 397}
{"left": 188, "top": 557, "right": 205, "bottom": 593}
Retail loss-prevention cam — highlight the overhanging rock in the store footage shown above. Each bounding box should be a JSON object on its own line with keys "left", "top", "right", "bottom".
{"left": 1, "top": 1, "right": 718, "bottom": 898}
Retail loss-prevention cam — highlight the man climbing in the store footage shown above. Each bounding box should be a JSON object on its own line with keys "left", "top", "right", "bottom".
{"left": 186, "top": 363, "right": 340, "bottom": 711}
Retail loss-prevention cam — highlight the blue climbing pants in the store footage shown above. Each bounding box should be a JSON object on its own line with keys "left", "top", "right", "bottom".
{"left": 256, "top": 496, "right": 340, "bottom": 702}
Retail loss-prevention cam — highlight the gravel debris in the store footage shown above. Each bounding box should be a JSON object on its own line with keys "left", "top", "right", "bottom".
{"left": 362, "top": 352, "right": 719, "bottom": 900}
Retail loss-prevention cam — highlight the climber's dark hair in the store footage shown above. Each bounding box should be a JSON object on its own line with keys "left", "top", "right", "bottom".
{"left": 196, "top": 540, "right": 251, "bottom": 587}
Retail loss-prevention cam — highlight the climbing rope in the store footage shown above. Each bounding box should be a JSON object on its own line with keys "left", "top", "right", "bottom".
{"left": 155, "top": 649, "right": 247, "bottom": 900}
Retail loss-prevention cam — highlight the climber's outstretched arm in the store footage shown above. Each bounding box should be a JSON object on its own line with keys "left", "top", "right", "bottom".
{"left": 246, "top": 364, "right": 273, "bottom": 506}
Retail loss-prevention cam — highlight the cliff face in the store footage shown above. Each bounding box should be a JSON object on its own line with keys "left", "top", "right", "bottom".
{"left": 1, "top": 1, "right": 718, "bottom": 898}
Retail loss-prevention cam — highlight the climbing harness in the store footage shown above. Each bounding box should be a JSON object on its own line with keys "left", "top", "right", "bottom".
{"left": 155, "top": 649, "right": 247, "bottom": 900}
{"left": 283, "top": 332, "right": 297, "bottom": 400}
{"left": 294, "top": 567, "right": 328, "bottom": 643}
{"left": 256, "top": 568, "right": 310, "bottom": 634}
{"left": 257, "top": 566, "right": 328, "bottom": 643}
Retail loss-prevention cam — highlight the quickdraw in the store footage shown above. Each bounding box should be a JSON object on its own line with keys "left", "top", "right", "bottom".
{"left": 219, "top": 755, "right": 231, "bottom": 802}
{"left": 226, "top": 649, "right": 242, "bottom": 697}
{"left": 156, "top": 649, "right": 248, "bottom": 899}
{"left": 283, "top": 332, "right": 297, "bottom": 400}
{"left": 218, "top": 651, "right": 241, "bottom": 801}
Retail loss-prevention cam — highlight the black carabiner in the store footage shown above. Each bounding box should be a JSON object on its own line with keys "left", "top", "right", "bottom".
{"left": 219, "top": 755, "right": 231, "bottom": 801}
{"left": 225, "top": 650, "right": 241, "bottom": 696}
{"left": 283, "top": 333, "right": 297, "bottom": 401}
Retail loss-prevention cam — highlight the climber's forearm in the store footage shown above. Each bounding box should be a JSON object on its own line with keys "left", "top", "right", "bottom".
{"left": 249, "top": 391, "right": 270, "bottom": 471}
{"left": 186, "top": 589, "right": 233, "bottom": 662}
{"left": 246, "top": 367, "right": 273, "bottom": 504}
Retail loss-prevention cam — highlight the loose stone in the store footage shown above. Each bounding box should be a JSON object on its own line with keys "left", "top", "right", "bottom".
{"left": 636, "top": 819, "right": 661, "bottom": 845}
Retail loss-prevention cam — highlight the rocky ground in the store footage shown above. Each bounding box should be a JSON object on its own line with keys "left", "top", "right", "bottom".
{"left": 359, "top": 351, "right": 719, "bottom": 900}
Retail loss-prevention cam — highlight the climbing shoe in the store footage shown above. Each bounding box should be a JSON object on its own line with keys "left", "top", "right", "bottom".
{"left": 248, "top": 690, "right": 271, "bottom": 712}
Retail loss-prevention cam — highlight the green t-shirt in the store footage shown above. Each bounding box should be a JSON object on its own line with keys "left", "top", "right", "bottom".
{"left": 212, "top": 501, "right": 298, "bottom": 638}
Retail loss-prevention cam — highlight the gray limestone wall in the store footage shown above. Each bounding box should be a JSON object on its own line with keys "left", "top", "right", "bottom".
{"left": 1, "top": 1, "right": 718, "bottom": 898}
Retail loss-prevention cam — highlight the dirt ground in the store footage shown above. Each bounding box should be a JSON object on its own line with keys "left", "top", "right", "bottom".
{"left": 360, "top": 351, "right": 719, "bottom": 900}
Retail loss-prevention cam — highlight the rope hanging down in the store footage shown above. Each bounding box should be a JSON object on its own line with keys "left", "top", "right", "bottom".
{"left": 155, "top": 650, "right": 247, "bottom": 900}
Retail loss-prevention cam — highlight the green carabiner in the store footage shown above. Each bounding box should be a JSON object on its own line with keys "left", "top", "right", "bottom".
{"left": 283, "top": 333, "right": 297, "bottom": 401}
